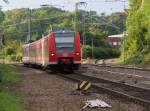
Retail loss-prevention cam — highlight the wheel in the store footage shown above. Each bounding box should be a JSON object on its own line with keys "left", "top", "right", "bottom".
{"left": 74, "top": 64, "right": 81, "bottom": 70}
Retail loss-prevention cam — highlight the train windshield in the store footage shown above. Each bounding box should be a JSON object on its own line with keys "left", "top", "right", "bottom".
{"left": 54, "top": 32, "right": 74, "bottom": 53}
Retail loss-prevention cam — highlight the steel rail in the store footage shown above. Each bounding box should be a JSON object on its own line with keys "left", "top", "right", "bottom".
{"left": 84, "top": 64, "right": 150, "bottom": 80}
{"left": 17, "top": 64, "right": 150, "bottom": 108}
{"left": 58, "top": 73, "right": 150, "bottom": 108}
{"left": 87, "top": 64, "right": 150, "bottom": 71}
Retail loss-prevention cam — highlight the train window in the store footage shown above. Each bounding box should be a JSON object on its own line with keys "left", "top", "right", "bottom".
{"left": 55, "top": 37, "right": 74, "bottom": 43}
{"left": 55, "top": 33, "right": 74, "bottom": 43}
{"left": 54, "top": 32, "right": 74, "bottom": 53}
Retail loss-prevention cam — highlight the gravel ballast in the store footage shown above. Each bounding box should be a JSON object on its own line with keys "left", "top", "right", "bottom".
{"left": 84, "top": 65, "right": 150, "bottom": 89}
{"left": 17, "top": 65, "right": 147, "bottom": 111}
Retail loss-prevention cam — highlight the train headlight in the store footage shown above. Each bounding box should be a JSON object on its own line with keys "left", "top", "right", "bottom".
{"left": 76, "top": 52, "right": 80, "bottom": 56}
{"left": 51, "top": 53, "right": 55, "bottom": 57}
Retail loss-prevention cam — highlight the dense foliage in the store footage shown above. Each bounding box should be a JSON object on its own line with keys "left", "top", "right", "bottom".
{"left": 83, "top": 45, "right": 120, "bottom": 59}
{"left": 121, "top": 0, "right": 150, "bottom": 64}
{"left": 0, "top": 7, "right": 126, "bottom": 61}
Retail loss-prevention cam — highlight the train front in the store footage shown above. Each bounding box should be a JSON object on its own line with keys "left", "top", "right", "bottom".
{"left": 48, "top": 30, "right": 81, "bottom": 71}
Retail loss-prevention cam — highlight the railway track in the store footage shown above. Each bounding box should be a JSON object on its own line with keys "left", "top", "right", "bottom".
{"left": 84, "top": 64, "right": 150, "bottom": 78}
{"left": 86, "top": 64, "right": 150, "bottom": 71}
{"left": 58, "top": 73, "right": 150, "bottom": 108}
{"left": 19, "top": 63, "right": 150, "bottom": 108}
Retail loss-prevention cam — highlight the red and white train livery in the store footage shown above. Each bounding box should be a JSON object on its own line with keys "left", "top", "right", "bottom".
{"left": 22, "top": 30, "right": 81, "bottom": 71}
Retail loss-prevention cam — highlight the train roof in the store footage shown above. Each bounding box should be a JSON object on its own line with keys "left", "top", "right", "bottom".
{"left": 53, "top": 28, "right": 74, "bottom": 33}
{"left": 24, "top": 30, "right": 76, "bottom": 45}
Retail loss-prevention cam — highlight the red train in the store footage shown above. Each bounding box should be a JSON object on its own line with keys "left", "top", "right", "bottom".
{"left": 22, "top": 30, "right": 81, "bottom": 72}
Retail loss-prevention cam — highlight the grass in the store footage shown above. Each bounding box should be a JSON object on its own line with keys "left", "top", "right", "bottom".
{"left": 0, "top": 91, "right": 22, "bottom": 111}
{"left": 0, "top": 64, "right": 23, "bottom": 111}
{"left": 0, "top": 65, "right": 19, "bottom": 82}
{"left": 139, "top": 62, "right": 150, "bottom": 69}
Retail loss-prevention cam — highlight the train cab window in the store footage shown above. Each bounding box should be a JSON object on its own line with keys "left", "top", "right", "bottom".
{"left": 54, "top": 32, "right": 74, "bottom": 53}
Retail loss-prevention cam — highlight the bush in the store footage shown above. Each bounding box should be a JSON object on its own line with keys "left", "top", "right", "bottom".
{"left": 144, "top": 54, "right": 150, "bottom": 62}
{"left": 82, "top": 45, "right": 92, "bottom": 59}
{"left": 120, "top": 0, "right": 150, "bottom": 65}
{"left": 82, "top": 45, "right": 120, "bottom": 59}
{"left": 5, "top": 47, "right": 15, "bottom": 55}
{"left": 10, "top": 53, "right": 22, "bottom": 62}
{"left": 125, "top": 53, "right": 143, "bottom": 65}
{"left": 1, "top": 41, "right": 23, "bottom": 63}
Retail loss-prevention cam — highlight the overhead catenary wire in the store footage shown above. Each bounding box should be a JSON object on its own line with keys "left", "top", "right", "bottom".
{"left": 1, "top": 1, "right": 126, "bottom": 41}
{"left": 0, "top": 15, "right": 71, "bottom": 40}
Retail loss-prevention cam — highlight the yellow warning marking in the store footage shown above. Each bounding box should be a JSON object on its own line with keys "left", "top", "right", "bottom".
{"left": 75, "top": 83, "right": 79, "bottom": 90}
{"left": 83, "top": 82, "right": 91, "bottom": 90}
{"left": 74, "top": 81, "right": 92, "bottom": 91}
{"left": 79, "top": 81, "right": 87, "bottom": 89}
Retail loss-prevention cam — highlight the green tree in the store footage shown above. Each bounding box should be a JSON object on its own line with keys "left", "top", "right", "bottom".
{"left": 0, "top": 7, "right": 126, "bottom": 61}
{"left": 0, "top": 9, "right": 5, "bottom": 25}
{"left": 121, "top": 0, "right": 150, "bottom": 64}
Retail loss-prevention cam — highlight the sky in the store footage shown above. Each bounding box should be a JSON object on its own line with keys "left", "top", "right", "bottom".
{"left": 0, "top": 0, "right": 128, "bottom": 14}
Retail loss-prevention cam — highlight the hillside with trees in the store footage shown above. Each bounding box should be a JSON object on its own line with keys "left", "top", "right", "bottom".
{"left": 0, "top": 7, "right": 126, "bottom": 62}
